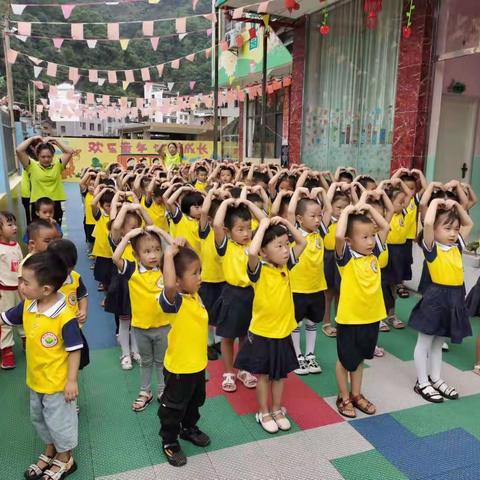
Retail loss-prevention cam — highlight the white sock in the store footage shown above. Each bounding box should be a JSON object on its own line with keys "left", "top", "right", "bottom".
{"left": 214, "top": 332, "right": 222, "bottom": 344}
{"left": 429, "top": 336, "right": 445, "bottom": 383}
{"left": 118, "top": 319, "right": 131, "bottom": 357}
{"left": 305, "top": 319, "right": 317, "bottom": 356}
{"left": 291, "top": 323, "right": 302, "bottom": 357}
{"left": 208, "top": 325, "right": 215, "bottom": 346}
{"left": 414, "top": 332, "right": 434, "bottom": 386}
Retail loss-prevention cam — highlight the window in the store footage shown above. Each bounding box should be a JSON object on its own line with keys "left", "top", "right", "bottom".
{"left": 89, "top": 123, "right": 94, "bottom": 131}
{"left": 246, "top": 91, "right": 284, "bottom": 158}
{"left": 80, "top": 122, "right": 86, "bottom": 129}
{"left": 60, "top": 125, "right": 66, "bottom": 134}
{"left": 97, "top": 124, "right": 102, "bottom": 131}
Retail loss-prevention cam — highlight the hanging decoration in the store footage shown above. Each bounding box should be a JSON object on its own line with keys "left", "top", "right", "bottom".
{"left": 402, "top": 0, "right": 415, "bottom": 39}
{"left": 285, "top": 0, "right": 300, "bottom": 14}
{"left": 364, "top": 0, "right": 382, "bottom": 30}
{"left": 319, "top": 10, "right": 329, "bottom": 36}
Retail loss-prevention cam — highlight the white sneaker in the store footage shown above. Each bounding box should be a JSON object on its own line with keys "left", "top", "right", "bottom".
{"left": 294, "top": 354, "right": 309, "bottom": 375}
{"left": 442, "top": 342, "right": 449, "bottom": 352}
{"left": 305, "top": 353, "right": 322, "bottom": 374}
{"left": 256, "top": 412, "right": 278, "bottom": 433}
{"left": 272, "top": 407, "right": 291, "bottom": 431}
{"left": 120, "top": 355, "right": 132, "bottom": 370}
{"left": 131, "top": 352, "right": 142, "bottom": 365}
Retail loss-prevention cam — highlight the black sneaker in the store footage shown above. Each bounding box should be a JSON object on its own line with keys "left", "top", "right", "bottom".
{"left": 207, "top": 345, "right": 219, "bottom": 361}
{"left": 162, "top": 442, "right": 187, "bottom": 467}
{"left": 180, "top": 426, "right": 211, "bottom": 447}
{"left": 213, "top": 342, "right": 222, "bottom": 355}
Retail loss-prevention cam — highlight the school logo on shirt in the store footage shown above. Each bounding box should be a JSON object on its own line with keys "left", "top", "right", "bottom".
{"left": 370, "top": 259, "right": 378, "bottom": 273}
{"left": 41, "top": 332, "right": 58, "bottom": 348}
{"left": 68, "top": 293, "right": 77, "bottom": 306}
{"left": 399, "top": 217, "right": 405, "bottom": 227}
{"left": 10, "top": 260, "right": 19, "bottom": 272}
{"left": 315, "top": 238, "right": 323, "bottom": 249}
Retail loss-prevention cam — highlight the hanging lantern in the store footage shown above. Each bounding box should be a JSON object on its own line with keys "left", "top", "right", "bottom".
{"left": 285, "top": 0, "right": 300, "bottom": 14}
{"left": 364, "top": 0, "right": 382, "bottom": 30}
{"left": 402, "top": 0, "right": 415, "bottom": 39}
{"left": 319, "top": 9, "right": 330, "bottom": 36}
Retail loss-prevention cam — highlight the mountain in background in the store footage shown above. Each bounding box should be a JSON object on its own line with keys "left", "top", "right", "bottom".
{"left": 0, "top": 0, "right": 213, "bottom": 110}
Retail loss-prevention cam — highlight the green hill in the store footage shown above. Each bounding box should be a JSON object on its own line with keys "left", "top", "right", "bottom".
{"left": 0, "top": 0, "right": 213, "bottom": 108}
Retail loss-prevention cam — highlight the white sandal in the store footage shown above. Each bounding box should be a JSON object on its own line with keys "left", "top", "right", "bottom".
{"left": 24, "top": 453, "right": 53, "bottom": 479}
{"left": 256, "top": 412, "right": 278, "bottom": 434}
{"left": 41, "top": 456, "right": 77, "bottom": 480}
{"left": 272, "top": 407, "right": 291, "bottom": 431}
{"left": 120, "top": 355, "right": 132, "bottom": 370}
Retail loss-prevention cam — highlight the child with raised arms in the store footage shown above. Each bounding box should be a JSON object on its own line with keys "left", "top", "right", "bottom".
{"left": 158, "top": 243, "right": 210, "bottom": 467}
{"left": 213, "top": 193, "right": 267, "bottom": 392}
{"left": 287, "top": 186, "right": 332, "bottom": 375}
{"left": 334, "top": 201, "right": 390, "bottom": 418}
{"left": 113, "top": 226, "right": 172, "bottom": 412}
{"left": 234, "top": 216, "right": 306, "bottom": 433}
{"left": 409, "top": 198, "right": 473, "bottom": 402}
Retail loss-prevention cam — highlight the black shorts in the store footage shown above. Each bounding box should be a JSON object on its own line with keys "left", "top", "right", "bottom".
{"left": 293, "top": 291, "right": 326, "bottom": 324}
{"left": 84, "top": 222, "right": 95, "bottom": 244}
{"left": 336, "top": 322, "right": 379, "bottom": 372}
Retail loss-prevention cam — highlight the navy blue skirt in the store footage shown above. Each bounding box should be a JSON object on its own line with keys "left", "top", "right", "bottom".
{"left": 409, "top": 284, "right": 472, "bottom": 344}
{"left": 324, "top": 249, "right": 341, "bottom": 292}
{"left": 105, "top": 269, "right": 131, "bottom": 316}
{"left": 381, "top": 280, "right": 394, "bottom": 312}
{"left": 382, "top": 244, "right": 407, "bottom": 285}
{"left": 94, "top": 256, "right": 113, "bottom": 285}
{"left": 466, "top": 276, "right": 480, "bottom": 317}
{"left": 212, "top": 283, "right": 253, "bottom": 339}
{"left": 199, "top": 281, "right": 226, "bottom": 326}
{"left": 234, "top": 332, "right": 298, "bottom": 380}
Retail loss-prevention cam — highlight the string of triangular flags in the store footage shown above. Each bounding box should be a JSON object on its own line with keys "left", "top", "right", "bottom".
{"left": 9, "top": 10, "right": 216, "bottom": 26}
{"left": 11, "top": 0, "right": 204, "bottom": 18}
{"left": 8, "top": 26, "right": 213, "bottom": 50}
{"left": 7, "top": 44, "right": 215, "bottom": 86}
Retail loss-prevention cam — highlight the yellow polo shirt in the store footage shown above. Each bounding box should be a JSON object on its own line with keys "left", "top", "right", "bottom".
{"left": 26, "top": 159, "right": 66, "bottom": 202}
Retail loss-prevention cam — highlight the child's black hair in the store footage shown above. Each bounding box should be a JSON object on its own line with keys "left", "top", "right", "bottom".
{"left": 172, "top": 246, "right": 200, "bottom": 277}
{"left": 22, "top": 251, "right": 68, "bottom": 291}
{"left": 100, "top": 190, "right": 115, "bottom": 206}
{"left": 416, "top": 208, "right": 460, "bottom": 246}
{"left": 247, "top": 193, "right": 262, "bottom": 205}
{"left": 357, "top": 175, "right": 376, "bottom": 189}
{"left": 225, "top": 204, "right": 252, "bottom": 230}
{"left": 338, "top": 171, "right": 354, "bottom": 182}
{"left": 332, "top": 189, "right": 350, "bottom": 204}
{"left": 130, "top": 230, "right": 162, "bottom": 253}
{"left": 27, "top": 219, "right": 56, "bottom": 240}
{"left": 208, "top": 198, "right": 222, "bottom": 218}
{"left": 296, "top": 198, "right": 321, "bottom": 216}
{"left": 278, "top": 174, "right": 296, "bottom": 190}
{"left": 180, "top": 191, "right": 204, "bottom": 216}
{"left": 47, "top": 239, "right": 78, "bottom": 269}
{"left": 345, "top": 213, "right": 373, "bottom": 237}
{"left": 252, "top": 171, "right": 269, "bottom": 185}
{"left": 35, "top": 142, "right": 56, "bottom": 156}
{"left": 399, "top": 174, "right": 416, "bottom": 184}
{"left": 152, "top": 185, "right": 167, "bottom": 198}
{"left": 0, "top": 211, "right": 16, "bottom": 224}
{"left": 261, "top": 224, "right": 288, "bottom": 248}
{"left": 196, "top": 166, "right": 208, "bottom": 174}
{"left": 219, "top": 166, "right": 235, "bottom": 176}
{"left": 35, "top": 197, "right": 55, "bottom": 212}
{"left": 229, "top": 187, "right": 242, "bottom": 198}
{"left": 384, "top": 186, "right": 403, "bottom": 202}
{"left": 304, "top": 177, "right": 320, "bottom": 190}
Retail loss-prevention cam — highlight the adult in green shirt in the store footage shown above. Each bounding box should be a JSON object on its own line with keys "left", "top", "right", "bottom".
{"left": 157, "top": 142, "right": 184, "bottom": 170}
{"left": 16, "top": 136, "right": 74, "bottom": 225}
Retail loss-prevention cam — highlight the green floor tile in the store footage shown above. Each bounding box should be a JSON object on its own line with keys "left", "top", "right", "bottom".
{"left": 332, "top": 449, "right": 407, "bottom": 480}
{"left": 392, "top": 393, "right": 480, "bottom": 441}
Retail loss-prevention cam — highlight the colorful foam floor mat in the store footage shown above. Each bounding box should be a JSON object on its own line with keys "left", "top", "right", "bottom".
{"left": 1, "top": 184, "right": 480, "bottom": 480}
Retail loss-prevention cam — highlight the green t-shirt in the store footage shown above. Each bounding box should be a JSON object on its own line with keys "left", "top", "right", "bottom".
{"left": 21, "top": 169, "right": 31, "bottom": 198}
{"left": 26, "top": 159, "right": 66, "bottom": 202}
{"left": 164, "top": 152, "right": 182, "bottom": 170}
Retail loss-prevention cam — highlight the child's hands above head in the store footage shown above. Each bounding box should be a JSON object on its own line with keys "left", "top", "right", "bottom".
{"left": 444, "top": 198, "right": 459, "bottom": 210}
{"left": 258, "top": 217, "right": 271, "bottom": 230}
{"left": 125, "top": 227, "right": 145, "bottom": 239}
{"left": 310, "top": 186, "right": 325, "bottom": 199}
{"left": 172, "top": 236, "right": 187, "bottom": 248}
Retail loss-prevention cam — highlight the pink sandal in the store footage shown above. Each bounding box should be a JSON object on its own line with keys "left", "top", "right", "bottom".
{"left": 237, "top": 370, "right": 257, "bottom": 388}
{"left": 222, "top": 373, "right": 237, "bottom": 392}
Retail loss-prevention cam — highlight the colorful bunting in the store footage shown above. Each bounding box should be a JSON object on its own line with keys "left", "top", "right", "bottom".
{"left": 89, "top": 69, "right": 98, "bottom": 82}
{"left": 68, "top": 67, "right": 79, "bottom": 82}
{"left": 11, "top": 4, "right": 27, "bottom": 15}
{"left": 189, "top": 81, "right": 196, "bottom": 90}
{"left": 29, "top": 55, "right": 42, "bottom": 65}
{"left": 53, "top": 38, "right": 64, "bottom": 49}
{"left": 6, "top": 49, "right": 18, "bottom": 64}
{"left": 171, "top": 59, "right": 180, "bottom": 69}
{"left": 141, "top": 68, "right": 150, "bottom": 81}
{"left": 186, "top": 53, "right": 195, "bottom": 62}
{"left": 18, "top": 22, "right": 31, "bottom": 36}
{"left": 120, "top": 39, "right": 130, "bottom": 50}
{"left": 156, "top": 64, "right": 164, "bottom": 77}
{"left": 33, "top": 66, "right": 42, "bottom": 78}
{"left": 33, "top": 80, "right": 44, "bottom": 89}
{"left": 258, "top": 1, "right": 270, "bottom": 13}
{"left": 87, "top": 39, "right": 97, "bottom": 49}
{"left": 175, "top": 17, "right": 186, "bottom": 34}
{"left": 15, "top": 35, "right": 28, "bottom": 42}
{"left": 71, "top": 23, "right": 84, "bottom": 40}
{"left": 122, "top": 81, "right": 130, "bottom": 90}
{"left": 108, "top": 71, "right": 117, "bottom": 84}
{"left": 61, "top": 4, "right": 75, "bottom": 19}
{"left": 46, "top": 62, "right": 57, "bottom": 77}
{"left": 125, "top": 70, "right": 134, "bottom": 82}
{"left": 143, "top": 20, "right": 154, "bottom": 36}
{"left": 192, "top": 0, "right": 199, "bottom": 11}
{"left": 107, "top": 23, "right": 119, "bottom": 40}
{"left": 167, "top": 82, "right": 174, "bottom": 91}
{"left": 150, "top": 37, "right": 159, "bottom": 50}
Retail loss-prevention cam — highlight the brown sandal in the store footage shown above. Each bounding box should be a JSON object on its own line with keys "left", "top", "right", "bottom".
{"left": 336, "top": 396, "right": 356, "bottom": 418}
{"left": 350, "top": 394, "right": 376, "bottom": 415}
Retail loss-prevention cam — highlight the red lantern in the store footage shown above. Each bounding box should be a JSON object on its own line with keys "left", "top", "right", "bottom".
{"left": 364, "top": 0, "right": 382, "bottom": 29}
{"left": 319, "top": 24, "right": 330, "bottom": 35}
{"left": 285, "top": 0, "right": 300, "bottom": 13}
{"left": 249, "top": 27, "right": 257, "bottom": 39}
{"left": 402, "top": 25, "right": 412, "bottom": 38}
